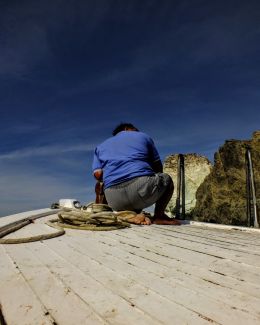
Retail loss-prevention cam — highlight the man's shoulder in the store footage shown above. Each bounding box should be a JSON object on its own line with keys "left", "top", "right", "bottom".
{"left": 136, "top": 131, "right": 154, "bottom": 143}
{"left": 136, "top": 131, "right": 149, "bottom": 137}
{"left": 127, "top": 131, "right": 151, "bottom": 140}
{"left": 97, "top": 131, "right": 152, "bottom": 148}
{"left": 97, "top": 136, "right": 114, "bottom": 150}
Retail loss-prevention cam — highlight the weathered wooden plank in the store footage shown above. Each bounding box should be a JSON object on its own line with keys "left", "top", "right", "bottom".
{"left": 132, "top": 226, "right": 260, "bottom": 267}
{"left": 103, "top": 227, "right": 260, "bottom": 313}
{"left": 97, "top": 233, "right": 260, "bottom": 316}
{"left": 3, "top": 244, "right": 107, "bottom": 325}
{"left": 183, "top": 222, "right": 260, "bottom": 235}
{"left": 96, "top": 229, "right": 260, "bottom": 299}
{"left": 148, "top": 226, "right": 260, "bottom": 253}
{"left": 24, "top": 220, "right": 259, "bottom": 292}
{"left": 2, "top": 211, "right": 260, "bottom": 325}
{"left": 101, "top": 229, "right": 260, "bottom": 284}
{"left": 95, "top": 230, "right": 260, "bottom": 296}
{"left": 67, "top": 232, "right": 260, "bottom": 325}
{"left": 43, "top": 235, "right": 213, "bottom": 325}
{"left": 111, "top": 228, "right": 260, "bottom": 297}
{"left": 20, "top": 223, "right": 162, "bottom": 325}
{"left": 168, "top": 225, "right": 260, "bottom": 245}
{"left": 0, "top": 209, "right": 54, "bottom": 227}
{"left": 0, "top": 246, "right": 55, "bottom": 325}
{"left": 2, "top": 221, "right": 59, "bottom": 241}
{"left": 23, "top": 241, "right": 162, "bottom": 324}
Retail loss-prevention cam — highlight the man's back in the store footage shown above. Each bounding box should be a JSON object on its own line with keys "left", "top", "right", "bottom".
{"left": 92, "top": 131, "right": 160, "bottom": 188}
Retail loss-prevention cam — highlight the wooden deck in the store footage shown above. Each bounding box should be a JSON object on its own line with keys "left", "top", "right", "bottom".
{"left": 1, "top": 209, "right": 260, "bottom": 325}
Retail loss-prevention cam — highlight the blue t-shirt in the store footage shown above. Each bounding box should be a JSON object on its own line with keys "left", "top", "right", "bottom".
{"left": 92, "top": 131, "right": 161, "bottom": 189}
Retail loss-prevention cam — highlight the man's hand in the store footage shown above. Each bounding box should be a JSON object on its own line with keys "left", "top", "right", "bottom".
{"left": 94, "top": 169, "right": 103, "bottom": 181}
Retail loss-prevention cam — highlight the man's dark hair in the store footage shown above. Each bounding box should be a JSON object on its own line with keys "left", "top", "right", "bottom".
{"left": 112, "top": 123, "right": 139, "bottom": 136}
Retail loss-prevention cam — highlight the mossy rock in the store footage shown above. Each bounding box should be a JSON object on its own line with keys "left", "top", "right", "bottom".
{"left": 193, "top": 131, "right": 260, "bottom": 226}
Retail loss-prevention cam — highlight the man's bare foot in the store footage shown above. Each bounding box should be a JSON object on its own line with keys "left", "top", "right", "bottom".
{"left": 153, "top": 213, "right": 181, "bottom": 225}
{"left": 128, "top": 213, "right": 152, "bottom": 225}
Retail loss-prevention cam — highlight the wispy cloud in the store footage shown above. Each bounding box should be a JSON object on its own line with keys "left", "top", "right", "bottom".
{"left": 0, "top": 143, "right": 94, "bottom": 160}
{"left": 0, "top": 164, "right": 94, "bottom": 217}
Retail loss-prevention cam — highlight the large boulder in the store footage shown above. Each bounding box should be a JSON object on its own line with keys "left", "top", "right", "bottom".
{"left": 163, "top": 154, "right": 212, "bottom": 215}
{"left": 193, "top": 131, "right": 260, "bottom": 226}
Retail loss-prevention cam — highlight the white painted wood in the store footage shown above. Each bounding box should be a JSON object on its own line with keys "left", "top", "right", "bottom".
{"left": 3, "top": 244, "right": 106, "bottom": 325}
{"left": 98, "top": 228, "right": 260, "bottom": 298}
{"left": 1, "top": 210, "right": 260, "bottom": 325}
{"left": 26, "top": 239, "right": 170, "bottom": 325}
{"left": 169, "top": 226, "right": 260, "bottom": 247}
{"left": 133, "top": 226, "right": 260, "bottom": 267}
{"left": 100, "top": 229, "right": 260, "bottom": 284}
{"left": 96, "top": 231, "right": 260, "bottom": 313}
{"left": 182, "top": 220, "right": 260, "bottom": 233}
{"left": 2, "top": 218, "right": 60, "bottom": 240}
{"left": 151, "top": 226, "right": 260, "bottom": 248}
{"left": 66, "top": 233, "right": 260, "bottom": 325}
{"left": 0, "top": 209, "right": 53, "bottom": 227}
{"left": 8, "top": 224, "right": 161, "bottom": 325}
{"left": 43, "top": 235, "right": 212, "bottom": 325}
{"left": 0, "top": 246, "right": 55, "bottom": 325}
{"left": 157, "top": 226, "right": 260, "bottom": 246}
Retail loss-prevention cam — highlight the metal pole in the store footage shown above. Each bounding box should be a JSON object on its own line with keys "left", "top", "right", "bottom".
{"left": 246, "top": 149, "right": 259, "bottom": 228}
{"left": 175, "top": 155, "right": 181, "bottom": 219}
{"left": 180, "top": 154, "right": 185, "bottom": 219}
{"left": 246, "top": 148, "right": 259, "bottom": 228}
{"left": 176, "top": 154, "right": 185, "bottom": 220}
{"left": 245, "top": 149, "right": 252, "bottom": 226}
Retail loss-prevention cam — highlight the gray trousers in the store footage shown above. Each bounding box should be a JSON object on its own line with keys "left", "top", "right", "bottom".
{"left": 104, "top": 173, "right": 172, "bottom": 211}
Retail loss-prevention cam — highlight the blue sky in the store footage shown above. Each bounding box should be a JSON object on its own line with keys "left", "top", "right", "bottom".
{"left": 0, "top": 0, "right": 260, "bottom": 216}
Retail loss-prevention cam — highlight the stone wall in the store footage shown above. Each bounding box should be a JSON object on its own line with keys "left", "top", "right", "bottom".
{"left": 193, "top": 131, "right": 260, "bottom": 226}
{"left": 163, "top": 154, "right": 212, "bottom": 215}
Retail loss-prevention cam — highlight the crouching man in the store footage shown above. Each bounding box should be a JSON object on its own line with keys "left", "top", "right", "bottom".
{"left": 92, "top": 123, "right": 180, "bottom": 225}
